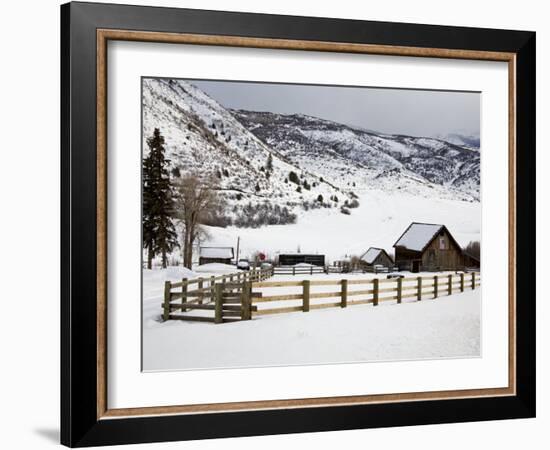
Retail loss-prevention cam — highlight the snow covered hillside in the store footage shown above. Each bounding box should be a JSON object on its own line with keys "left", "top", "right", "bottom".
{"left": 233, "top": 110, "right": 480, "bottom": 201}
{"left": 437, "top": 132, "right": 480, "bottom": 150}
{"left": 201, "top": 188, "right": 480, "bottom": 261}
{"left": 143, "top": 79, "right": 351, "bottom": 226}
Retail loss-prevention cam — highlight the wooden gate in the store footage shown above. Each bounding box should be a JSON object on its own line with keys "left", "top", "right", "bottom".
{"left": 165, "top": 281, "right": 256, "bottom": 324}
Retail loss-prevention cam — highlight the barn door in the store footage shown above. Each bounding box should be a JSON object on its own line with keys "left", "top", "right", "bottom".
{"left": 412, "top": 260, "right": 420, "bottom": 273}
{"left": 428, "top": 249, "right": 435, "bottom": 269}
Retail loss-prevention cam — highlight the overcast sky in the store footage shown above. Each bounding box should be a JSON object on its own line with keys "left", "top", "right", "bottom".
{"left": 191, "top": 79, "right": 480, "bottom": 139}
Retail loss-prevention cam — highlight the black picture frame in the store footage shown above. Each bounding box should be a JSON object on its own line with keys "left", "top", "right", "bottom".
{"left": 61, "top": 1, "right": 536, "bottom": 447}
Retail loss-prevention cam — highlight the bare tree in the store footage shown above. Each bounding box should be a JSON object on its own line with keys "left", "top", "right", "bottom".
{"left": 174, "top": 174, "right": 220, "bottom": 269}
{"left": 349, "top": 255, "right": 362, "bottom": 271}
{"left": 464, "top": 241, "right": 481, "bottom": 260}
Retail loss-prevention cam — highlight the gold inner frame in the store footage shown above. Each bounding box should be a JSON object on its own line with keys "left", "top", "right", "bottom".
{"left": 96, "top": 29, "right": 517, "bottom": 420}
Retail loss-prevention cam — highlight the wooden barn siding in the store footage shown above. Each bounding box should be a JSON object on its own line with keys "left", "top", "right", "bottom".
{"left": 420, "top": 230, "right": 463, "bottom": 270}
{"left": 394, "top": 248, "right": 420, "bottom": 271}
{"left": 373, "top": 252, "right": 393, "bottom": 267}
{"left": 199, "top": 257, "right": 232, "bottom": 265}
{"left": 463, "top": 253, "right": 481, "bottom": 268}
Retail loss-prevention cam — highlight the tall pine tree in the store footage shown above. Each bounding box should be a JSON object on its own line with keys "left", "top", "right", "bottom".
{"left": 266, "top": 152, "right": 273, "bottom": 172}
{"left": 142, "top": 128, "right": 178, "bottom": 269}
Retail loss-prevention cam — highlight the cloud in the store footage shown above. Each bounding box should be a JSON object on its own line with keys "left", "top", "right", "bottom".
{"left": 191, "top": 79, "right": 480, "bottom": 139}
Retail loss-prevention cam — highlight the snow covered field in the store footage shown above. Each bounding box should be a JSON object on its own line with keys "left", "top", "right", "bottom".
{"left": 143, "top": 268, "right": 480, "bottom": 371}
{"left": 200, "top": 189, "right": 480, "bottom": 262}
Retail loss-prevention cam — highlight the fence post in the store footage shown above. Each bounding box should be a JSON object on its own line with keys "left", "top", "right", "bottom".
{"left": 163, "top": 281, "right": 171, "bottom": 321}
{"left": 373, "top": 278, "right": 379, "bottom": 306}
{"left": 310, "top": 265, "right": 313, "bottom": 275}
{"left": 241, "top": 281, "right": 252, "bottom": 320}
{"left": 248, "top": 281, "right": 253, "bottom": 319}
{"left": 181, "top": 278, "right": 188, "bottom": 312}
{"left": 293, "top": 266, "right": 296, "bottom": 276}
{"left": 448, "top": 274, "right": 452, "bottom": 295}
{"left": 229, "top": 273, "right": 235, "bottom": 294}
{"left": 341, "top": 279, "right": 348, "bottom": 308}
{"left": 198, "top": 277, "right": 203, "bottom": 305}
{"left": 471, "top": 272, "right": 476, "bottom": 290}
{"left": 214, "top": 283, "right": 223, "bottom": 324}
{"left": 397, "top": 277, "right": 402, "bottom": 304}
{"left": 460, "top": 273, "right": 465, "bottom": 292}
{"left": 303, "top": 280, "right": 310, "bottom": 312}
{"left": 210, "top": 276, "right": 216, "bottom": 304}
{"left": 434, "top": 275, "right": 438, "bottom": 299}
{"left": 417, "top": 277, "right": 422, "bottom": 301}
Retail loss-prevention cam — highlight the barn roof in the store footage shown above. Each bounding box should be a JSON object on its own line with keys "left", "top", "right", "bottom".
{"left": 360, "top": 247, "right": 384, "bottom": 264}
{"left": 199, "top": 247, "right": 234, "bottom": 259}
{"left": 393, "top": 222, "right": 460, "bottom": 253}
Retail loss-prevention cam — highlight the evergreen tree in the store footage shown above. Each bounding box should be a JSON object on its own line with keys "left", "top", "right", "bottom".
{"left": 142, "top": 128, "right": 178, "bottom": 269}
{"left": 266, "top": 153, "right": 273, "bottom": 172}
{"left": 171, "top": 166, "right": 181, "bottom": 178}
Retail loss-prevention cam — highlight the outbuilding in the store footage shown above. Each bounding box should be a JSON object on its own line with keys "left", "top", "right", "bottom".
{"left": 198, "top": 246, "right": 234, "bottom": 266}
{"left": 393, "top": 222, "right": 464, "bottom": 272}
{"left": 278, "top": 254, "right": 325, "bottom": 267}
{"left": 359, "top": 247, "right": 394, "bottom": 271}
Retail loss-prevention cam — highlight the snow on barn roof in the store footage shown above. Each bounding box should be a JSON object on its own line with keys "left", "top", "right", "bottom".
{"left": 199, "top": 247, "right": 234, "bottom": 259}
{"left": 360, "top": 248, "right": 384, "bottom": 264}
{"left": 393, "top": 223, "right": 444, "bottom": 252}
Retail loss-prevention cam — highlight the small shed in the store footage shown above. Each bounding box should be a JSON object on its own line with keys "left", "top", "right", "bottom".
{"left": 393, "top": 222, "right": 464, "bottom": 272}
{"left": 198, "top": 246, "right": 234, "bottom": 266}
{"left": 359, "top": 247, "right": 394, "bottom": 270}
{"left": 279, "top": 254, "right": 325, "bottom": 267}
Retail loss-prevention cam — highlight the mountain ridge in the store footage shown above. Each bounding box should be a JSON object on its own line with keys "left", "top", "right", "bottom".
{"left": 143, "top": 79, "right": 480, "bottom": 230}
{"left": 231, "top": 108, "right": 480, "bottom": 200}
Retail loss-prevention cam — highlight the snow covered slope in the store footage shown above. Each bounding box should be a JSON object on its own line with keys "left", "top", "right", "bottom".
{"left": 202, "top": 188, "right": 480, "bottom": 262}
{"left": 143, "top": 79, "right": 350, "bottom": 225}
{"left": 437, "top": 132, "right": 480, "bottom": 150}
{"left": 233, "top": 110, "right": 480, "bottom": 201}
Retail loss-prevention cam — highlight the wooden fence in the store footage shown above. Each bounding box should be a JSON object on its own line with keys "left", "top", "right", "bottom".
{"left": 250, "top": 272, "right": 481, "bottom": 317}
{"left": 162, "top": 267, "right": 273, "bottom": 323}
{"left": 273, "top": 265, "right": 326, "bottom": 276}
{"left": 328, "top": 265, "right": 398, "bottom": 274}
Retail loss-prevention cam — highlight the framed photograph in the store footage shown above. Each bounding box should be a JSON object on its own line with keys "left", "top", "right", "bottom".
{"left": 61, "top": 1, "right": 536, "bottom": 447}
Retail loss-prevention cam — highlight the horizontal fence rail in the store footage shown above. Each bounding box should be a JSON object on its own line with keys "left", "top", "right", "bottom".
{"left": 250, "top": 272, "right": 481, "bottom": 317}
{"left": 272, "top": 265, "right": 326, "bottom": 275}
